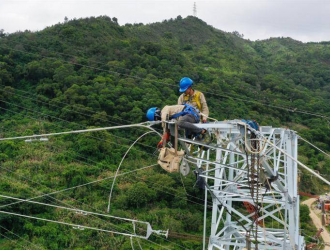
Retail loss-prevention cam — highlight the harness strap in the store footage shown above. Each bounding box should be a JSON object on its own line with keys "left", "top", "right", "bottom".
{"left": 183, "top": 90, "right": 202, "bottom": 111}
{"left": 169, "top": 104, "right": 200, "bottom": 122}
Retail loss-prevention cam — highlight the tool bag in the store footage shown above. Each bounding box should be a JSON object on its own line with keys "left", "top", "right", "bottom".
{"left": 158, "top": 148, "right": 185, "bottom": 173}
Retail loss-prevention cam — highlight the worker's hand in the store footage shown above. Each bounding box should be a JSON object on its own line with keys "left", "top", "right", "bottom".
{"left": 157, "top": 140, "right": 164, "bottom": 149}
{"left": 202, "top": 119, "right": 208, "bottom": 123}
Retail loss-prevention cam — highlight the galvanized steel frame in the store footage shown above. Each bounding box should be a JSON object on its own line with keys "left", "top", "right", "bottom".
{"left": 184, "top": 120, "right": 306, "bottom": 250}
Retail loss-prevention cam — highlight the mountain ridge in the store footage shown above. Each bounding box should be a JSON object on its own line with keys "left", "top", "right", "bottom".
{"left": 0, "top": 15, "right": 329, "bottom": 249}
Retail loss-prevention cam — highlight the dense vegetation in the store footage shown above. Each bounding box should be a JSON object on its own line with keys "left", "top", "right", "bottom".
{"left": 0, "top": 15, "right": 329, "bottom": 249}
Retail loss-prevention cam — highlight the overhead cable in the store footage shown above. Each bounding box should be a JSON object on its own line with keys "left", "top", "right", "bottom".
{"left": 0, "top": 168, "right": 185, "bottom": 249}
{"left": 299, "top": 136, "right": 330, "bottom": 159}
{"left": 107, "top": 131, "right": 158, "bottom": 212}
{"left": 0, "top": 224, "right": 42, "bottom": 250}
{"left": 0, "top": 85, "right": 163, "bottom": 135}
{"left": 0, "top": 43, "right": 329, "bottom": 120}
{"left": 0, "top": 164, "right": 156, "bottom": 209}
{"left": 0, "top": 105, "right": 158, "bottom": 158}
{"left": 0, "top": 210, "right": 148, "bottom": 238}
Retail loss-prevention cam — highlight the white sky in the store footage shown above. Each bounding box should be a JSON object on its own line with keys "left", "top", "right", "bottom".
{"left": 0, "top": 0, "right": 330, "bottom": 42}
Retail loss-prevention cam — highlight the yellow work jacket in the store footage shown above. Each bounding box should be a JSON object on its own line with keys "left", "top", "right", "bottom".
{"left": 178, "top": 90, "right": 209, "bottom": 121}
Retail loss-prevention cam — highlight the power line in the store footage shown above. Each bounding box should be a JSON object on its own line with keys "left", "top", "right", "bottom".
{"left": 0, "top": 169, "right": 152, "bottom": 237}
{"left": 0, "top": 210, "right": 149, "bottom": 238}
{"left": 0, "top": 182, "right": 191, "bottom": 250}
{"left": 0, "top": 168, "right": 180, "bottom": 249}
{"left": 0, "top": 225, "right": 44, "bottom": 250}
{"left": 0, "top": 194, "right": 155, "bottom": 232}
{"left": 0, "top": 43, "right": 329, "bottom": 121}
{"left": 0, "top": 231, "right": 30, "bottom": 250}
{"left": 299, "top": 136, "right": 330, "bottom": 159}
{"left": 0, "top": 91, "right": 163, "bottom": 156}
{"left": 0, "top": 120, "right": 194, "bottom": 250}
{"left": 0, "top": 84, "right": 163, "bottom": 135}
{"left": 0, "top": 164, "right": 156, "bottom": 209}
{"left": 0, "top": 175, "right": 186, "bottom": 250}
{"left": 0, "top": 105, "right": 159, "bottom": 157}
{"left": 0, "top": 105, "right": 211, "bottom": 208}
{"left": 0, "top": 140, "right": 210, "bottom": 209}
{"left": 0, "top": 127, "right": 209, "bottom": 248}
{"left": 1, "top": 31, "right": 328, "bottom": 248}
{"left": 0, "top": 98, "right": 161, "bottom": 141}
{"left": 0, "top": 106, "right": 160, "bottom": 169}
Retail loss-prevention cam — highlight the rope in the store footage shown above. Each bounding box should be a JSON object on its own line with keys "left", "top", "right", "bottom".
{"left": 199, "top": 111, "right": 218, "bottom": 122}
{"left": 240, "top": 121, "right": 267, "bottom": 154}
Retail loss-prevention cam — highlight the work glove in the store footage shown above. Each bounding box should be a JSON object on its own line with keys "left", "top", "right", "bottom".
{"left": 202, "top": 119, "right": 208, "bottom": 123}
{"left": 157, "top": 132, "right": 170, "bottom": 149}
{"left": 157, "top": 140, "right": 164, "bottom": 149}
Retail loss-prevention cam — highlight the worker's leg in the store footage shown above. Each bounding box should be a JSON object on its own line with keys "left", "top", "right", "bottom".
{"left": 178, "top": 115, "right": 214, "bottom": 144}
{"left": 177, "top": 114, "right": 203, "bottom": 136}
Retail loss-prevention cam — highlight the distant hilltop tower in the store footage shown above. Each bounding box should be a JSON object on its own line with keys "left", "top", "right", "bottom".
{"left": 193, "top": 2, "right": 197, "bottom": 17}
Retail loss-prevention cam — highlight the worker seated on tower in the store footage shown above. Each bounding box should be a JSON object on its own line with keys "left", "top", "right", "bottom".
{"left": 146, "top": 104, "right": 212, "bottom": 148}
{"left": 146, "top": 104, "right": 213, "bottom": 173}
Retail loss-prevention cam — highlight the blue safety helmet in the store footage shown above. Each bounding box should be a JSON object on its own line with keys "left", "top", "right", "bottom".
{"left": 146, "top": 107, "right": 161, "bottom": 121}
{"left": 179, "top": 77, "right": 193, "bottom": 92}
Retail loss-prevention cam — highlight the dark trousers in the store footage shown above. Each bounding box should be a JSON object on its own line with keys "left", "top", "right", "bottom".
{"left": 177, "top": 114, "right": 203, "bottom": 137}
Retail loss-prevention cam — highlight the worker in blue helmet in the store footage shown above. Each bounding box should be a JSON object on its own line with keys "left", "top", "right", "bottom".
{"left": 178, "top": 77, "right": 209, "bottom": 123}
{"left": 146, "top": 104, "right": 212, "bottom": 148}
{"left": 146, "top": 107, "right": 161, "bottom": 122}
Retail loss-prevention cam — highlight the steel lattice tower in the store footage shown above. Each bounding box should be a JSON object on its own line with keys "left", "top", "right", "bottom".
{"left": 193, "top": 2, "right": 197, "bottom": 17}
{"left": 177, "top": 120, "right": 306, "bottom": 250}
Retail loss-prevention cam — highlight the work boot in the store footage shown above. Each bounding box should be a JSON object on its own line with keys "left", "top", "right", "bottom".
{"left": 201, "top": 131, "right": 212, "bottom": 144}
{"left": 196, "top": 130, "right": 214, "bottom": 145}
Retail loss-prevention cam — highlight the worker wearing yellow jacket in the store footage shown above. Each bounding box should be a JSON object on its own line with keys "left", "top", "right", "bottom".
{"left": 177, "top": 77, "right": 209, "bottom": 123}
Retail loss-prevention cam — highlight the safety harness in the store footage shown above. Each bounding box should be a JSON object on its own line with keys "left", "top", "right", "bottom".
{"left": 182, "top": 90, "right": 202, "bottom": 111}
{"left": 169, "top": 104, "right": 200, "bottom": 123}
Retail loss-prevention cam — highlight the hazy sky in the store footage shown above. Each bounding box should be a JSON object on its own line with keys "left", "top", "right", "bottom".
{"left": 1, "top": 0, "right": 330, "bottom": 42}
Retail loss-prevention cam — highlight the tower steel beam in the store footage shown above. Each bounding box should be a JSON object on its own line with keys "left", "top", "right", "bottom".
{"left": 176, "top": 120, "right": 306, "bottom": 250}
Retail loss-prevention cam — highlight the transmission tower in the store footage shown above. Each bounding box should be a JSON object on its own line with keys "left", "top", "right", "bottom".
{"left": 193, "top": 2, "right": 197, "bottom": 17}
{"left": 174, "top": 120, "right": 307, "bottom": 250}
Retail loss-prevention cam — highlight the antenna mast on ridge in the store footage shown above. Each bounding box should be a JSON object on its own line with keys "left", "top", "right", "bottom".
{"left": 193, "top": 2, "right": 197, "bottom": 17}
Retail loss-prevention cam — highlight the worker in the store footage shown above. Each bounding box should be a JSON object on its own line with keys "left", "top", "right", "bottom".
{"left": 177, "top": 77, "right": 209, "bottom": 123}
{"left": 146, "top": 104, "right": 212, "bottom": 148}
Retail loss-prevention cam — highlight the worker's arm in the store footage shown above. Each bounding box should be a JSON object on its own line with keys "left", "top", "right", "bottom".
{"left": 200, "top": 92, "right": 209, "bottom": 122}
{"left": 178, "top": 94, "right": 184, "bottom": 105}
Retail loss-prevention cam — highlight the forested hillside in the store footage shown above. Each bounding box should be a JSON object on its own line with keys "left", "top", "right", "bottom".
{"left": 0, "top": 15, "right": 329, "bottom": 249}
